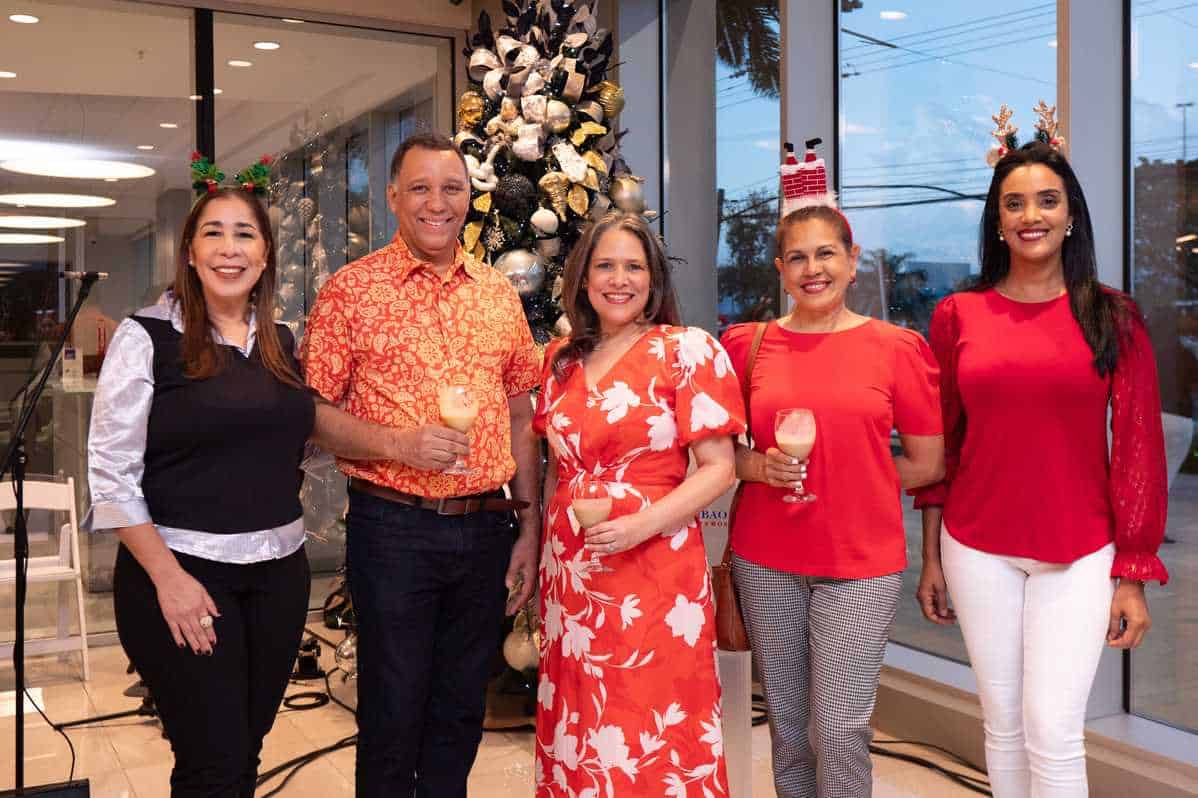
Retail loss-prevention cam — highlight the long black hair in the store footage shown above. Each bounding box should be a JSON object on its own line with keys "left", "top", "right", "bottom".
{"left": 977, "top": 141, "right": 1127, "bottom": 377}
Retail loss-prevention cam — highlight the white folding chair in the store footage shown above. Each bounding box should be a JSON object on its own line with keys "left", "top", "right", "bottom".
{"left": 0, "top": 477, "right": 90, "bottom": 681}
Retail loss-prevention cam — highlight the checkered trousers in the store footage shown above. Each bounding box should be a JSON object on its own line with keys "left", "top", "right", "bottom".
{"left": 732, "top": 555, "right": 902, "bottom": 798}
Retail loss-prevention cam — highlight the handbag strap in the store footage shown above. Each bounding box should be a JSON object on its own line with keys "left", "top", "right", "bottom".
{"left": 720, "top": 322, "right": 768, "bottom": 568}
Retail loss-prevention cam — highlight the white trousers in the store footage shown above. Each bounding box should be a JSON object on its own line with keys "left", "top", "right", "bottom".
{"left": 940, "top": 528, "right": 1115, "bottom": 798}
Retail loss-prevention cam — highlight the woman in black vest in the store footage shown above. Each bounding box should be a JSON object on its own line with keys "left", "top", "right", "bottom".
{"left": 88, "top": 184, "right": 377, "bottom": 797}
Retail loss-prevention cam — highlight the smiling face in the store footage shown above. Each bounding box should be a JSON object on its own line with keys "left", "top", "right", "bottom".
{"left": 775, "top": 217, "right": 860, "bottom": 317}
{"left": 187, "top": 195, "right": 268, "bottom": 309}
{"left": 585, "top": 228, "right": 652, "bottom": 335}
{"left": 997, "top": 163, "right": 1072, "bottom": 268}
{"left": 387, "top": 146, "right": 470, "bottom": 267}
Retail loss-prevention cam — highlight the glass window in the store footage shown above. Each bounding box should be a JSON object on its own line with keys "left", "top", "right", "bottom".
{"left": 838, "top": 1, "right": 1057, "bottom": 662}
{"left": 0, "top": 0, "right": 196, "bottom": 637}
{"left": 716, "top": 0, "right": 782, "bottom": 335}
{"left": 213, "top": 12, "right": 456, "bottom": 582}
{"left": 1129, "top": 0, "right": 1198, "bottom": 734}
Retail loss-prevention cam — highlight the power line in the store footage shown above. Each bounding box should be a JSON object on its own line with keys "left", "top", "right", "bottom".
{"left": 840, "top": 2, "right": 1053, "bottom": 55}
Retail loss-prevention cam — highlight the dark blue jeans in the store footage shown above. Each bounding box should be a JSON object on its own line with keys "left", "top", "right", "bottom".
{"left": 345, "top": 487, "right": 515, "bottom": 798}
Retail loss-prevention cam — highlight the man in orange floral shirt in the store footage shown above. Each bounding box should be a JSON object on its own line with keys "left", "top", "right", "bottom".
{"left": 303, "top": 132, "right": 542, "bottom": 798}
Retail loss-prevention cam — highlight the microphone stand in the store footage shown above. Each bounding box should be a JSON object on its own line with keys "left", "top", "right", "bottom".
{"left": 1, "top": 274, "right": 99, "bottom": 796}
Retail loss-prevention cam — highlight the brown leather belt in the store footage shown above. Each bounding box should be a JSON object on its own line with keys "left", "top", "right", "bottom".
{"left": 348, "top": 477, "right": 529, "bottom": 516}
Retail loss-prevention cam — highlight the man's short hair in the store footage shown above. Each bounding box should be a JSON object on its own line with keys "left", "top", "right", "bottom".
{"left": 388, "top": 132, "right": 469, "bottom": 183}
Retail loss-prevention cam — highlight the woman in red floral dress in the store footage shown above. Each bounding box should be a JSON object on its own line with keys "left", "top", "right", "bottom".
{"left": 532, "top": 212, "right": 746, "bottom": 797}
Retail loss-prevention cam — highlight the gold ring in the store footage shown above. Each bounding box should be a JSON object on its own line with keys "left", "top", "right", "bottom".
{"left": 199, "top": 615, "right": 214, "bottom": 629}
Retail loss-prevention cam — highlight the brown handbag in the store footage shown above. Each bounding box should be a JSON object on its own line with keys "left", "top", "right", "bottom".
{"left": 714, "top": 322, "right": 767, "bottom": 652}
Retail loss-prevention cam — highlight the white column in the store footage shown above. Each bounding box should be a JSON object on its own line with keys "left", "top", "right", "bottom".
{"left": 1059, "top": 0, "right": 1126, "bottom": 719}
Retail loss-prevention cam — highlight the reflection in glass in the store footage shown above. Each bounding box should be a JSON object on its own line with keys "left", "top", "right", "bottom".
{"left": 1130, "top": 0, "right": 1198, "bottom": 734}
{"left": 715, "top": 0, "right": 782, "bottom": 335}
{"left": 838, "top": 1, "right": 1056, "bottom": 663}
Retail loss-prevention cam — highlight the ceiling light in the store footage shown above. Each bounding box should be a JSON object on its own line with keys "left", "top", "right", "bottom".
{"left": 227, "top": 59, "right": 253, "bottom": 68}
{"left": 281, "top": 18, "right": 303, "bottom": 23}
{"left": 8, "top": 13, "right": 39, "bottom": 23}
{"left": 189, "top": 94, "right": 202, "bottom": 101}
{"left": 1048, "top": 39, "right": 1058, "bottom": 48}
{"left": 0, "top": 215, "right": 86, "bottom": 229}
{"left": 0, "top": 71, "right": 15, "bottom": 79}
{"left": 104, "top": 178, "right": 118, "bottom": 182}
{"left": 1177, "top": 233, "right": 1198, "bottom": 243}
{"left": 0, "top": 159, "right": 155, "bottom": 180}
{"left": 879, "top": 10, "right": 907, "bottom": 20}
{"left": 254, "top": 41, "right": 280, "bottom": 50}
{"left": 213, "top": 88, "right": 223, "bottom": 95}
{"left": 159, "top": 122, "right": 178, "bottom": 129}
{"left": 137, "top": 145, "right": 155, "bottom": 151}
{"left": 0, "top": 233, "right": 65, "bottom": 244}
{"left": 0, "top": 193, "right": 115, "bottom": 208}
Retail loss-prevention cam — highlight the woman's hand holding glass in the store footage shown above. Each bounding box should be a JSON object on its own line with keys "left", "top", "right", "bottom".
{"left": 760, "top": 447, "right": 809, "bottom": 489}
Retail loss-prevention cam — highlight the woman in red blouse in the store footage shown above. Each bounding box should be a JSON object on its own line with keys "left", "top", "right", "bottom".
{"left": 721, "top": 205, "right": 945, "bottom": 797}
{"left": 916, "top": 141, "right": 1168, "bottom": 798}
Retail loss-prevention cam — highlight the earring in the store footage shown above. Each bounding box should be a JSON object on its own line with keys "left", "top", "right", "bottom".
{"left": 997, "top": 228, "right": 1005, "bottom": 241}
{"left": 849, "top": 276, "right": 857, "bottom": 285}
{"left": 1065, "top": 223, "right": 1073, "bottom": 237}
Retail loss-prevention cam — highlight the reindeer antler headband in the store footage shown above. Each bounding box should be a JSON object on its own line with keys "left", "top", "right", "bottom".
{"left": 985, "top": 100, "right": 1066, "bottom": 167}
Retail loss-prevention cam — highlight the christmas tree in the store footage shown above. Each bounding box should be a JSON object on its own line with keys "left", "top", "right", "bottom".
{"left": 455, "top": 0, "right": 653, "bottom": 342}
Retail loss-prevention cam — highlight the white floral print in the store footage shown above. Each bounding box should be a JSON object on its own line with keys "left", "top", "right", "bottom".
{"left": 533, "top": 326, "right": 743, "bottom": 797}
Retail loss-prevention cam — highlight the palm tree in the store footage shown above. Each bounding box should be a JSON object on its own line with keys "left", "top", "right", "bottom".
{"left": 717, "top": 0, "right": 780, "bottom": 98}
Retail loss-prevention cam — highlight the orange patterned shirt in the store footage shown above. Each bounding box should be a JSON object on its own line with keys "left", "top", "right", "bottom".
{"left": 302, "top": 234, "right": 542, "bottom": 498}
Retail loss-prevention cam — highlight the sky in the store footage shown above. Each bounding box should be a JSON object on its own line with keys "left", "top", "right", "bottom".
{"left": 715, "top": 0, "right": 1198, "bottom": 277}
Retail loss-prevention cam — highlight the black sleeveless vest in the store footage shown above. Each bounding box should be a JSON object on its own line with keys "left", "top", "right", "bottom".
{"left": 133, "top": 316, "right": 314, "bottom": 534}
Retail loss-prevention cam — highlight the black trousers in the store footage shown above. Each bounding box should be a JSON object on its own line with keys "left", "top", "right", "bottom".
{"left": 345, "top": 487, "right": 514, "bottom": 798}
{"left": 114, "top": 543, "right": 310, "bottom": 798}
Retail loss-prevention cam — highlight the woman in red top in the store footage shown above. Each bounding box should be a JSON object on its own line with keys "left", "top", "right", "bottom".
{"left": 721, "top": 205, "right": 944, "bottom": 797}
{"left": 532, "top": 212, "right": 746, "bottom": 796}
{"left": 916, "top": 141, "right": 1168, "bottom": 798}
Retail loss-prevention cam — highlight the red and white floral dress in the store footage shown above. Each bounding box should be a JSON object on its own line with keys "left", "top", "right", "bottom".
{"left": 532, "top": 325, "right": 746, "bottom": 797}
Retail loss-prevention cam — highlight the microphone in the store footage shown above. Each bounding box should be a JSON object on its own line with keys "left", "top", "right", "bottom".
{"left": 60, "top": 271, "right": 109, "bottom": 281}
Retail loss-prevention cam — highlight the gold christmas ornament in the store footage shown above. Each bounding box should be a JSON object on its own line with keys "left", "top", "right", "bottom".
{"left": 546, "top": 100, "right": 571, "bottom": 133}
{"left": 539, "top": 171, "right": 569, "bottom": 219}
{"left": 610, "top": 174, "right": 646, "bottom": 214}
{"left": 571, "top": 121, "right": 608, "bottom": 148}
{"left": 583, "top": 150, "right": 608, "bottom": 174}
{"left": 568, "top": 183, "right": 590, "bottom": 216}
{"left": 595, "top": 81, "right": 626, "bottom": 118}
{"left": 463, "top": 220, "right": 484, "bottom": 252}
{"left": 576, "top": 100, "right": 604, "bottom": 123}
{"left": 582, "top": 167, "right": 600, "bottom": 191}
{"left": 473, "top": 192, "right": 493, "bottom": 213}
{"left": 457, "top": 91, "right": 485, "bottom": 131}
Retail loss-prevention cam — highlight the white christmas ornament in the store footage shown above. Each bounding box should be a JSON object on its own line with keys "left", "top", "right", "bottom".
{"left": 512, "top": 124, "right": 545, "bottom": 161}
{"left": 531, "top": 206, "right": 559, "bottom": 235}
{"left": 552, "top": 141, "right": 589, "bottom": 184}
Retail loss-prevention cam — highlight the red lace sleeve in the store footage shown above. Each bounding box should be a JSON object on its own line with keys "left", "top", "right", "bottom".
{"left": 1109, "top": 304, "right": 1170, "bottom": 584}
{"left": 912, "top": 296, "right": 964, "bottom": 508}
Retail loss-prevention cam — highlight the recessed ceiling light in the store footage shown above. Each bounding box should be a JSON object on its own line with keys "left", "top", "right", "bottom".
{"left": 8, "top": 13, "right": 39, "bottom": 24}
{"left": 159, "top": 122, "right": 178, "bottom": 129}
{"left": 254, "top": 41, "right": 280, "bottom": 50}
{"left": 227, "top": 59, "right": 253, "bottom": 68}
{"left": 213, "top": 88, "right": 224, "bottom": 95}
{"left": 879, "top": 10, "right": 907, "bottom": 20}
{"left": 0, "top": 215, "right": 86, "bottom": 229}
{"left": 189, "top": 94, "right": 202, "bottom": 101}
{"left": 0, "top": 159, "right": 156, "bottom": 180}
{"left": 104, "top": 178, "right": 118, "bottom": 182}
{"left": 137, "top": 145, "right": 155, "bottom": 151}
{"left": 281, "top": 18, "right": 303, "bottom": 24}
{"left": 0, "top": 193, "right": 115, "bottom": 208}
{"left": 1048, "top": 39, "right": 1058, "bottom": 48}
{"left": 0, "top": 71, "right": 15, "bottom": 79}
{"left": 0, "top": 233, "right": 65, "bottom": 244}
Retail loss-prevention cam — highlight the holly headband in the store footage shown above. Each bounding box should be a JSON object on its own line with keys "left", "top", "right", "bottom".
{"left": 190, "top": 152, "right": 273, "bottom": 197}
{"left": 986, "top": 100, "right": 1066, "bottom": 167}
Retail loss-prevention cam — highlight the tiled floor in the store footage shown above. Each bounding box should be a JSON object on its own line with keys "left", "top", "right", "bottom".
{"left": 0, "top": 635, "right": 984, "bottom": 796}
